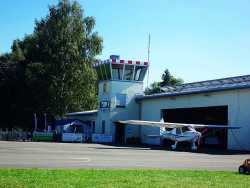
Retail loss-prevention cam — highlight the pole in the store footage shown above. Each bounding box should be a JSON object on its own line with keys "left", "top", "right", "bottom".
{"left": 34, "top": 113, "right": 37, "bottom": 132}
{"left": 44, "top": 113, "right": 47, "bottom": 132}
{"left": 147, "top": 33, "right": 151, "bottom": 88}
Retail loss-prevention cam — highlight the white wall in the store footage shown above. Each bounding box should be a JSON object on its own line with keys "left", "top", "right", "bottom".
{"left": 140, "top": 89, "right": 250, "bottom": 150}
{"left": 96, "top": 80, "right": 143, "bottom": 140}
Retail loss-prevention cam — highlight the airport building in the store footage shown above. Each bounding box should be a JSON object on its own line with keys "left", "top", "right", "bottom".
{"left": 67, "top": 55, "right": 250, "bottom": 151}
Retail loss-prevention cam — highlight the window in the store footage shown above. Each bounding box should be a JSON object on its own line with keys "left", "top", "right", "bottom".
{"left": 134, "top": 66, "right": 147, "bottom": 81}
{"left": 112, "top": 68, "right": 122, "bottom": 80}
{"left": 165, "top": 127, "right": 173, "bottom": 131}
{"left": 100, "top": 100, "right": 110, "bottom": 108}
{"left": 104, "top": 64, "right": 111, "bottom": 79}
{"left": 111, "top": 64, "right": 123, "bottom": 80}
{"left": 101, "top": 120, "right": 105, "bottom": 134}
{"left": 182, "top": 126, "right": 190, "bottom": 133}
{"left": 124, "top": 65, "right": 134, "bottom": 80}
{"left": 176, "top": 128, "right": 182, "bottom": 134}
{"left": 103, "top": 82, "right": 108, "bottom": 93}
{"left": 138, "top": 67, "right": 147, "bottom": 81}
{"left": 116, "top": 93, "right": 126, "bottom": 108}
{"left": 134, "top": 67, "right": 141, "bottom": 81}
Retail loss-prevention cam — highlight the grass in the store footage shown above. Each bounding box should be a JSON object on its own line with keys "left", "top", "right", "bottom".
{"left": 0, "top": 169, "right": 249, "bottom": 188}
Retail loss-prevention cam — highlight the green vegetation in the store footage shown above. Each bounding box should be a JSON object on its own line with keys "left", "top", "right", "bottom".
{"left": 0, "top": 169, "right": 249, "bottom": 188}
{"left": 0, "top": 0, "right": 102, "bottom": 130}
{"left": 145, "top": 68, "right": 184, "bottom": 95}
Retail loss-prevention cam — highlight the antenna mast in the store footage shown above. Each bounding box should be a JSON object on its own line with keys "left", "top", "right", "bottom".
{"left": 146, "top": 33, "right": 151, "bottom": 88}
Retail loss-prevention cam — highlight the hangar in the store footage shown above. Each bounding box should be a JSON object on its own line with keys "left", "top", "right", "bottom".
{"left": 67, "top": 55, "right": 250, "bottom": 151}
{"left": 136, "top": 76, "right": 250, "bottom": 151}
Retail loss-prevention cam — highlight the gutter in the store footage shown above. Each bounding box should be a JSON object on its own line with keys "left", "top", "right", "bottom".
{"left": 136, "top": 83, "right": 250, "bottom": 102}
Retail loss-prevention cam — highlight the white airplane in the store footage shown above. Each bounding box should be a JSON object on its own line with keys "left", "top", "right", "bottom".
{"left": 115, "top": 119, "right": 241, "bottom": 151}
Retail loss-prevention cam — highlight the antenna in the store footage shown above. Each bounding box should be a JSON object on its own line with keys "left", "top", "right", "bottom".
{"left": 147, "top": 33, "right": 151, "bottom": 88}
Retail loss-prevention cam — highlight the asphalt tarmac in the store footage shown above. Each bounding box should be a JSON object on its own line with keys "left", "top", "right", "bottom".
{"left": 0, "top": 141, "right": 248, "bottom": 170}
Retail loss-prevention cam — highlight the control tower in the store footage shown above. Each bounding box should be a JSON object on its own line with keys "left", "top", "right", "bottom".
{"left": 93, "top": 55, "right": 148, "bottom": 143}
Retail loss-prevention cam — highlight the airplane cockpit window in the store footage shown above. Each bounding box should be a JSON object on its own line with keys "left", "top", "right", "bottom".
{"left": 182, "top": 126, "right": 190, "bottom": 133}
{"left": 176, "top": 128, "right": 182, "bottom": 134}
{"left": 165, "top": 127, "right": 173, "bottom": 131}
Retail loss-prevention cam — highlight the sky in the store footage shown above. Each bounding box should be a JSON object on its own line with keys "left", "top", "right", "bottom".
{"left": 1, "top": 0, "right": 250, "bottom": 85}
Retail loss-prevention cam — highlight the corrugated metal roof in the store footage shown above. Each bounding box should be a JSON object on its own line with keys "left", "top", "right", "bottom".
{"left": 136, "top": 75, "right": 250, "bottom": 101}
{"left": 66, "top": 110, "right": 98, "bottom": 116}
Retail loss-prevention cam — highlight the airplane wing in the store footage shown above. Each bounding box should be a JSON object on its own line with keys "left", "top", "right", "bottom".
{"left": 115, "top": 120, "right": 241, "bottom": 129}
{"left": 146, "top": 135, "right": 161, "bottom": 138}
{"left": 115, "top": 120, "right": 178, "bottom": 128}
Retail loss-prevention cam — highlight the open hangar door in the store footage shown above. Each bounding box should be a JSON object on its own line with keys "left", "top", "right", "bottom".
{"left": 162, "top": 106, "right": 228, "bottom": 150}
{"left": 115, "top": 123, "right": 125, "bottom": 144}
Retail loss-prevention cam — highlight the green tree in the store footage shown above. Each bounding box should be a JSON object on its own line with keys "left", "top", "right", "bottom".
{"left": 0, "top": 53, "right": 11, "bottom": 63}
{"left": 161, "top": 69, "right": 183, "bottom": 87}
{"left": 145, "top": 69, "right": 184, "bottom": 95}
{"left": 10, "top": 40, "right": 25, "bottom": 62}
{"left": 0, "top": 60, "right": 30, "bottom": 129}
{"left": 0, "top": 0, "right": 102, "bottom": 130}
{"left": 29, "top": 0, "right": 102, "bottom": 116}
{"left": 144, "top": 82, "right": 163, "bottom": 95}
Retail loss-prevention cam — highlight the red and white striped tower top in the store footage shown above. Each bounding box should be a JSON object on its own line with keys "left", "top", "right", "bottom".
{"left": 93, "top": 58, "right": 149, "bottom": 67}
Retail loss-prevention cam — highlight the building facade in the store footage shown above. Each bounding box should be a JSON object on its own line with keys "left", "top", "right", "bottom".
{"left": 137, "top": 75, "right": 250, "bottom": 151}
{"left": 67, "top": 56, "right": 250, "bottom": 151}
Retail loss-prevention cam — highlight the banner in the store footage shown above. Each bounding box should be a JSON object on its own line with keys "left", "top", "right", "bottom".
{"left": 33, "top": 132, "right": 53, "bottom": 141}
{"left": 62, "top": 133, "right": 83, "bottom": 142}
{"left": 92, "top": 134, "right": 112, "bottom": 143}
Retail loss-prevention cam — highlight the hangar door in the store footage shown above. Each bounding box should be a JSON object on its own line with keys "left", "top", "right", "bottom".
{"left": 162, "top": 106, "right": 228, "bottom": 149}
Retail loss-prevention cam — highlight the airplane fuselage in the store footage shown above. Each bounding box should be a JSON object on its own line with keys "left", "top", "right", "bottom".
{"left": 161, "top": 130, "right": 201, "bottom": 142}
{"left": 160, "top": 127, "right": 201, "bottom": 150}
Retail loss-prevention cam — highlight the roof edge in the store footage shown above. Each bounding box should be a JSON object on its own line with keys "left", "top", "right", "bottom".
{"left": 136, "top": 83, "right": 250, "bottom": 102}
{"left": 66, "top": 110, "right": 98, "bottom": 116}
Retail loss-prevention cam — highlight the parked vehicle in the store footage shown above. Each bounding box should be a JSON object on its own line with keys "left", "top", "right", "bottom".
{"left": 239, "top": 159, "right": 250, "bottom": 174}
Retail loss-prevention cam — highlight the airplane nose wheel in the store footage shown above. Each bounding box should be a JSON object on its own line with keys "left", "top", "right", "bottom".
{"left": 171, "top": 145, "right": 176, "bottom": 150}
{"left": 171, "top": 141, "right": 178, "bottom": 150}
{"left": 195, "top": 133, "right": 202, "bottom": 152}
{"left": 191, "top": 142, "right": 198, "bottom": 151}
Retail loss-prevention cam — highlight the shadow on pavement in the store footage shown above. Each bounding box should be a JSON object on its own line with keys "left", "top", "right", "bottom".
{"left": 89, "top": 143, "right": 250, "bottom": 155}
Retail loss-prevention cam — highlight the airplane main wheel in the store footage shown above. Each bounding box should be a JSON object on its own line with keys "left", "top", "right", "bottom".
{"left": 170, "top": 145, "right": 176, "bottom": 150}
{"left": 239, "top": 166, "right": 245, "bottom": 174}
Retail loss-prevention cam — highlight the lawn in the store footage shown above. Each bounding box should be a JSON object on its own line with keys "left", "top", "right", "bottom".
{"left": 0, "top": 169, "right": 249, "bottom": 188}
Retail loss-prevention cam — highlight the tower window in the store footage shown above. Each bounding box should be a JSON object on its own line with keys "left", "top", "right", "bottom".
{"left": 112, "top": 68, "right": 122, "bottom": 80}
{"left": 116, "top": 93, "right": 126, "bottom": 108}
{"left": 124, "top": 65, "right": 134, "bottom": 80}
{"left": 112, "top": 64, "right": 123, "bottom": 80}
{"left": 134, "top": 66, "right": 147, "bottom": 81}
{"left": 134, "top": 67, "right": 141, "bottom": 81}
